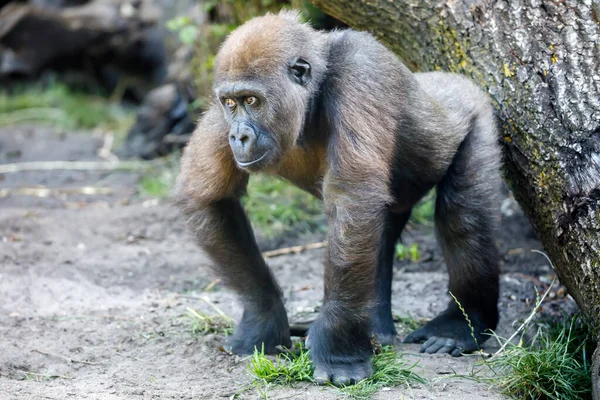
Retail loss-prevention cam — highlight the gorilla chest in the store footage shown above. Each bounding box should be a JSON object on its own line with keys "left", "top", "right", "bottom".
{"left": 273, "top": 145, "right": 326, "bottom": 198}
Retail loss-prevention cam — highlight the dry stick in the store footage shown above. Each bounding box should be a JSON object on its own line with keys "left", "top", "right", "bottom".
{"left": 203, "top": 279, "right": 221, "bottom": 292}
{"left": 492, "top": 249, "right": 557, "bottom": 357}
{"left": 261, "top": 241, "right": 327, "bottom": 258}
{"left": 0, "top": 160, "right": 160, "bottom": 174}
{"left": 30, "top": 349, "right": 104, "bottom": 365}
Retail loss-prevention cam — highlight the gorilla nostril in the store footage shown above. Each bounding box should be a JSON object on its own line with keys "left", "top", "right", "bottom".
{"left": 239, "top": 134, "right": 249, "bottom": 145}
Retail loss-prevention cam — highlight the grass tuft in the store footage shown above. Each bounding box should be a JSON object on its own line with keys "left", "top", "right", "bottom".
{"left": 186, "top": 306, "right": 234, "bottom": 337}
{"left": 249, "top": 344, "right": 314, "bottom": 385}
{"left": 339, "top": 348, "right": 425, "bottom": 399}
{"left": 249, "top": 345, "right": 424, "bottom": 399}
{"left": 486, "top": 315, "right": 592, "bottom": 400}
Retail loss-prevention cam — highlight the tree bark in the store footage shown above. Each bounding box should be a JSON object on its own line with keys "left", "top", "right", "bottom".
{"left": 310, "top": 0, "right": 600, "bottom": 394}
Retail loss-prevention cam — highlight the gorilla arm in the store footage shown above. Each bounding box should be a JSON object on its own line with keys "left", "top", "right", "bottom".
{"left": 307, "top": 95, "right": 396, "bottom": 385}
{"left": 174, "top": 106, "right": 291, "bottom": 353}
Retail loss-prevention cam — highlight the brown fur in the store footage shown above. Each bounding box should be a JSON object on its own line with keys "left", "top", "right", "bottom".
{"left": 175, "top": 106, "right": 247, "bottom": 207}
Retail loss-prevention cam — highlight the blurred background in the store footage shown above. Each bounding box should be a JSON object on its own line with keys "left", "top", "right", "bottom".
{"left": 0, "top": 0, "right": 348, "bottom": 237}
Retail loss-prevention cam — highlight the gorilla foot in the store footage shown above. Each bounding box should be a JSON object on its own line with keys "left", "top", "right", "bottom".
{"left": 307, "top": 312, "right": 374, "bottom": 386}
{"left": 227, "top": 300, "right": 292, "bottom": 354}
{"left": 403, "top": 307, "right": 495, "bottom": 357}
{"left": 371, "top": 313, "right": 397, "bottom": 346}
{"left": 314, "top": 360, "right": 373, "bottom": 387}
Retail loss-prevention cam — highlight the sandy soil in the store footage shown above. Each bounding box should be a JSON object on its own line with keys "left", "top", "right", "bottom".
{"left": 0, "top": 126, "right": 578, "bottom": 399}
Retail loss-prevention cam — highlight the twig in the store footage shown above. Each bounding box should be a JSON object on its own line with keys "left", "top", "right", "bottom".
{"left": 30, "top": 349, "right": 104, "bottom": 365}
{"left": 261, "top": 241, "right": 327, "bottom": 258}
{"left": 0, "top": 187, "right": 113, "bottom": 198}
{"left": 0, "top": 160, "right": 160, "bottom": 174}
{"left": 492, "top": 250, "right": 556, "bottom": 357}
{"left": 198, "top": 296, "right": 229, "bottom": 318}
{"left": 203, "top": 279, "right": 221, "bottom": 292}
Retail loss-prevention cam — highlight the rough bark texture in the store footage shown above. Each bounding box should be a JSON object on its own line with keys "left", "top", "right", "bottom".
{"left": 310, "top": 0, "right": 600, "bottom": 394}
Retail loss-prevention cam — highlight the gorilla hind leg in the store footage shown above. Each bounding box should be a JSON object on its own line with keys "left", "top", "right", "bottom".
{"left": 372, "top": 211, "right": 410, "bottom": 346}
{"left": 404, "top": 117, "right": 501, "bottom": 356}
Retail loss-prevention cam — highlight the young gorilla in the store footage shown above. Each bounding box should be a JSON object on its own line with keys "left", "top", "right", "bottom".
{"left": 175, "top": 11, "right": 501, "bottom": 386}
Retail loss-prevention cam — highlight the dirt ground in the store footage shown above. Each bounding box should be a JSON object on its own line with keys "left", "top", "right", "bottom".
{"left": 0, "top": 126, "right": 578, "bottom": 399}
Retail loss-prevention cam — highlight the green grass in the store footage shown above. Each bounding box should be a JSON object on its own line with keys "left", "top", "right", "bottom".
{"left": 485, "top": 315, "right": 593, "bottom": 400}
{"left": 249, "top": 345, "right": 425, "bottom": 399}
{"left": 186, "top": 306, "right": 234, "bottom": 337}
{"left": 242, "top": 175, "right": 323, "bottom": 237}
{"left": 249, "top": 344, "right": 315, "bottom": 385}
{"left": 0, "top": 82, "right": 134, "bottom": 134}
{"left": 138, "top": 152, "right": 181, "bottom": 198}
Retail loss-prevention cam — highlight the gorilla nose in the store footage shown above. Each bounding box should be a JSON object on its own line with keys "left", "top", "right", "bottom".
{"left": 229, "top": 127, "right": 257, "bottom": 157}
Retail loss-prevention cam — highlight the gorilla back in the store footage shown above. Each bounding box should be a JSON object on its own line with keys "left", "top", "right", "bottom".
{"left": 175, "top": 10, "right": 501, "bottom": 387}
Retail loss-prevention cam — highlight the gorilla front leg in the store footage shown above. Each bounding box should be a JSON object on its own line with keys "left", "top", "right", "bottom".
{"left": 308, "top": 185, "right": 388, "bottom": 386}
{"left": 186, "top": 198, "right": 291, "bottom": 354}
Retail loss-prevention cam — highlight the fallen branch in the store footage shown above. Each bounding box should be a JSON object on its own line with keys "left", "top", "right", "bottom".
{"left": 0, "top": 187, "right": 113, "bottom": 198}
{"left": 261, "top": 241, "right": 327, "bottom": 258}
{"left": 0, "top": 160, "right": 161, "bottom": 174}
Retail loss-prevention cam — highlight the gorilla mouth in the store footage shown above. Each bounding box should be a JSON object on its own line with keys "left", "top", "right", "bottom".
{"left": 236, "top": 151, "right": 270, "bottom": 167}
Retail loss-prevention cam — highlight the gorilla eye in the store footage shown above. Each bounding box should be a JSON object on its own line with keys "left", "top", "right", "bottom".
{"left": 224, "top": 98, "right": 236, "bottom": 109}
{"left": 244, "top": 96, "right": 257, "bottom": 106}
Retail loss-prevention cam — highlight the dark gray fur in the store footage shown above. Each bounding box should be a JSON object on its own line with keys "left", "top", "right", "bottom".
{"left": 175, "top": 12, "right": 501, "bottom": 387}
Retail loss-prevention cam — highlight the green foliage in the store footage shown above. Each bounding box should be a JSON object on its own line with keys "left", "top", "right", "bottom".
{"left": 166, "top": 16, "right": 199, "bottom": 45}
{"left": 395, "top": 242, "right": 420, "bottom": 262}
{"left": 138, "top": 153, "right": 180, "bottom": 198}
{"left": 242, "top": 175, "right": 323, "bottom": 237}
{"left": 486, "top": 316, "right": 592, "bottom": 400}
{"left": 249, "top": 345, "right": 425, "bottom": 399}
{"left": 410, "top": 190, "right": 435, "bottom": 225}
{"left": 0, "top": 82, "right": 134, "bottom": 133}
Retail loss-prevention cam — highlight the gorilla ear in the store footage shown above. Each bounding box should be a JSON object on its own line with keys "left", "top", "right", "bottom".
{"left": 289, "top": 57, "right": 311, "bottom": 86}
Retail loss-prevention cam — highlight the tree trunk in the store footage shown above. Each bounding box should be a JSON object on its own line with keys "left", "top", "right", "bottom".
{"left": 310, "top": 0, "right": 600, "bottom": 395}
